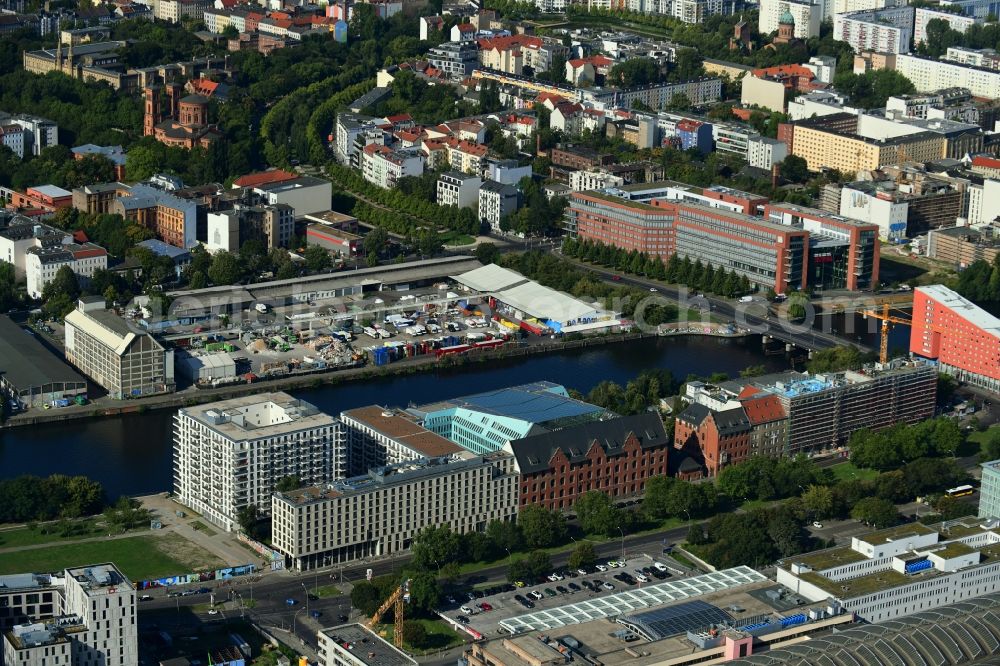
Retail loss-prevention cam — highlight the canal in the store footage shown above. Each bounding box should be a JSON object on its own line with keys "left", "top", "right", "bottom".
{"left": 0, "top": 335, "right": 798, "bottom": 498}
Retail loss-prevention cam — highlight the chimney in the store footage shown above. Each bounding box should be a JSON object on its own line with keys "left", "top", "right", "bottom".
{"left": 772, "top": 163, "right": 780, "bottom": 189}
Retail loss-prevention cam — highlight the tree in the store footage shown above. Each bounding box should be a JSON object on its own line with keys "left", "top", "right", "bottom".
{"left": 474, "top": 242, "right": 501, "bottom": 265}
{"left": 801, "top": 485, "right": 834, "bottom": 520}
{"left": 236, "top": 503, "right": 262, "bottom": 536}
{"left": 275, "top": 475, "right": 301, "bottom": 492}
{"left": 568, "top": 542, "right": 596, "bottom": 570}
{"left": 850, "top": 497, "right": 899, "bottom": 528}
{"left": 575, "top": 491, "right": 623, "bottom": 537}
{"left": 208, "top": 251, "right": 244, "bottom": 285}
{"left": 364, "top": 225, "right": 390, "bottom": 257}
{"left": 610, "top": 58, "right": 660, "bottom": 87}
{"left": 983, "top": 428, "right": 1000, "bottom": 462}
{"left": 42, "top": 265, "right": 80, "bottom": 303}
{"left": 779, "top": 154, "right": 809, "bottom": 183}
{"left": 407, "top": 574, "right": 440, "bottom": 614}
{"left": 518, "top": 504, "right": 567, "bottom": 548}
{"left": 401, "top": 620, "right": 428, "bottom": 648}
{"left": 411, "top": 525, "right": 463, "bottom": 572}
{"left": 304, "top": 245, "right": 332, "bottom": 272}
{"left": 351, "top": 581, "right": 383, "bottom": 617}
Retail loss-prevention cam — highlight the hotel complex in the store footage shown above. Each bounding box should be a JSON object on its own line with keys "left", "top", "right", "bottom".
{"left": 173, "top": 392, "right": 346, "bottom": 531}
{"left": 910, "top": 284, "right": 1000, "bottom": 393}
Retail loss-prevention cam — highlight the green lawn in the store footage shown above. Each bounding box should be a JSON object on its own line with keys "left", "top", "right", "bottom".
{"left": 0, "top": 533, "right": 225, "bottom": 581}
{"left": 0, "top": 519, "right": 103, "bottom": 549}
{"left": 667, "top": 551, "right": 699, "bottom": 570}
{"left": 387, "top": 618, "right": 465, "bottom": 654}
{"left": 190, "top": 520, "right": 218, "bottom": 537}
{"left": 829, "top": 461, "right": 879, "bottom": 482}
{"left": 315, "top": 584, "right": 342, "bottom": 598}
{"left": 967, "top": 426, "right": 1000, "bottom": 458}
{"left": 440, "top": 232, "right": 476, "bottom": 247}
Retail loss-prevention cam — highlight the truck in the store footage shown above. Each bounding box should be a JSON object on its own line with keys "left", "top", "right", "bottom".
{"left": 254, "top": 303, "right": 269, "bottom": 314}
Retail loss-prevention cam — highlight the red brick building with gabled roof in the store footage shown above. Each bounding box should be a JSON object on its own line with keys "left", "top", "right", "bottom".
{"left": 509, "top": 413, "right": 671, "bottom": 511}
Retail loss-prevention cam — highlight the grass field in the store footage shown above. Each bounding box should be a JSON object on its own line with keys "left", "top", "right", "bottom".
{"left": 440, "top": 232, "right": 476, "bottom": 247}
{"left": 315, "top": 584, "right": 342, "bottom": 598}
{"left": 0, "top": 532, "right": 225, "bottom": 580}
{"left": 386, "top": 618, "right": 465, "bottom": 654}
{"left": 829, "top": 461, "right": 879, "bottom": 482}
{"left": 190, "top": 520, "right": 218, "bottom": 537}
{"left": 967, "top": 426, "right": 1000, "bottom": 458}
{"left": 0, "top": 519, "right": 103, "bottom": 549}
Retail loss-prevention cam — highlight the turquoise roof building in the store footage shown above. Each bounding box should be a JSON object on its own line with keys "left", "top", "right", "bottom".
{"left": 409, "top": 381, "right": 613, "bottom": 455}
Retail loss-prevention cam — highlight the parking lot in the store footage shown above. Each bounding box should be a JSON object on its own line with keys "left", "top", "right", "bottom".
{"left": 441, "top": 555, "right": 692, "bottom": 638}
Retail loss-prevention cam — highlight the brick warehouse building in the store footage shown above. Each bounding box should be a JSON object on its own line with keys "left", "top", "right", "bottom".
{"left": 910, "top": 284, "right": 1000, "bottom": 393}
{"left": 507, "top": 412, "right": 671, "bottom": 511}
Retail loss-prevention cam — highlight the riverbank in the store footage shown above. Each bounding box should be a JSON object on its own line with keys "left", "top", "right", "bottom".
{"left": 4, "top": 327, "right": 759, "bottom": 430}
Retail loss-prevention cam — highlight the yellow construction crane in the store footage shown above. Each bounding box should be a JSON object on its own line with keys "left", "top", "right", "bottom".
{"left": 368, "top": 579, "right": 411, "bottom": 649}
{"left": 862, "top": 303, "right": 911, "bottom": 364}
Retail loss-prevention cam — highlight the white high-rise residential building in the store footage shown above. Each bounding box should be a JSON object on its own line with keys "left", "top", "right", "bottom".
{"left": 271, "top": 452, "right": 519, "bottom": 570}
{"left": 759, "top": 0, "right": 822, "bottom": 39}
{"left": 436, "top": 171, "right": 482, "bottom": 209}
{"left": 895, "top": 53, "right": 1000, "bottom": 99}
{"left": 173, "top": 392, "right": 346, "bottom": 531}
{"left": 1, "top": 564, "right": 137, "bottom": 666}
{"left": 24, "top": 243, "right": 107, "bottom": 299}
{"left": 834, "top": 6, "right": 914, "bottom": 54}
{"left": 479, "top": 180, "right": 519, "bottom": 232}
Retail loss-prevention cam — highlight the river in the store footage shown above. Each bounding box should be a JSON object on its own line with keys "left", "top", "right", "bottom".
{"left": 0, "top": 335, "right": 796, "bottom": 498}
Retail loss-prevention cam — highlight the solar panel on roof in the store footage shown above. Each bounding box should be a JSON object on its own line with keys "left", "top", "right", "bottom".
{"left": 965, "top": 616, "right": 1000, "bottom": 653}
{"left": 619, "top": 600, "right": 733, "bottom": 640}
{"left": 927, "top": 626, "right": 963, "bottom": 661}
{"left": 948, "top": 624, "right": 983, "bottom": 658}
{"left": 887, "top": 635, "right": 925, "bottom": 666}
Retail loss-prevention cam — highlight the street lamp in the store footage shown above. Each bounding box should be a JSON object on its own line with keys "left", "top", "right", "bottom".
{"left": 293, "top": 607, "right": 305, "bottom": 637}
{"left": 617, "top": 527, "right": 625, "bottom": 562}
{"left": 301, "top": 583, "right": 309, "bottom": 616}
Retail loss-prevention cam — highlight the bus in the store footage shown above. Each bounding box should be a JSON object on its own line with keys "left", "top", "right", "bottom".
{"left": 946, "top": 485, "right": 975, "bottom": 498}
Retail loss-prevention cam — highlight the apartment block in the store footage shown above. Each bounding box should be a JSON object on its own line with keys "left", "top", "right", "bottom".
{"left": 0, "top": 212, "right": 72, "bottom": 279}
{"left": 914, "top": 7, "right": 979, "bottom": 45}
{"left": 758, "top": 0, "right": 821, "bottom": 39}
{"left": 251, "top": 175, "right": 332, "bottom": 219}
{"left": 204, "top": 201, "right": 294, "bottom": 252}
{"left": 782, "top": 113, "right": 947, "bottom": 174}
{"left": 173, "top": 392, "right": 346, "bottom": 532}
{"left": 944, "top": 46, "right": 1000, "bottom": 69}
{"left": 1, "top": 564, "right": 136, "bottom": 666}
{"left": 895, "top": 53, "right": 1000, "bottom": 99}
{"left": 747, "top": 136, "right": 788, "bottom": 170}
{"left": 0, "top": 112, "right": 58, "bottom": 158}
{"left": 339, "top": 405, "right": 463, "bottom": 476}
{"left": 910, "top": 284, "right": 1000, "bottom": 393}
{"left": 677, "top": 360, "right": 937, "bottom": 473}
{"left": 271, "top": 453, "right": 518, "bottom": 569}
{"left": 71, "top": 182, "right": 128, "bottom": 215}
{"left": 25, "top": 242, "right": 107, "bottom": 299}
{"left": 981, "top": 459, "right": 1000, "bottom": 518}
{"left": 362, "top": 144, "right": 425, "bottom": 189}
{"left": 926, "top": 224, "right": 1000, "bottom": 267}
{"left": 763, "top": 202, "right": 880, "bottom": 290}
{"left": 109, "top": 183, "right": 197, "bottom": 249}
{"left": 437, "top": 171, "right": 482, "bottom": 209}
{"left": 427, "top": 41, "right": 479, "bottom": 78}
{"left": 479, "top": 180, "right": 519, "bottom": 232}
{"left": 777, "top": 518, "right": 1000, "bottom": 622}
{"left": 62, "top": 298, "right": 173, "bottom": 401}
{"left": 834, "top": 6, "right": 914, "bottom": 54}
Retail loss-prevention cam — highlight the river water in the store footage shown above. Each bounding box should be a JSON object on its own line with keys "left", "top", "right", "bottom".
{"left": 0, "top": 335, "right": 798, "bottom": 498}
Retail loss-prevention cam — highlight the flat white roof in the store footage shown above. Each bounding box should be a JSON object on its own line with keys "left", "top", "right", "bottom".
{"left": 497, "top": 281, "right": 604, "bottom": 323}
{"left": 452, "top": 264, "right": 528, "bottom": 292}
{"left": 919, "top": 284, "right": 1000, "bottom": 338}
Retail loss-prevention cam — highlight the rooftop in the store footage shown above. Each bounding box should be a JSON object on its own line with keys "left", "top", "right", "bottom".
{"left": 280, "top": 453, "right": 495, "bottom": 504}
{"left": 67, "top": 563, "right": 131, "bottom": 593}
{"left": 0, "top": 315, "right": 87, "bottom": 391}
{"left": 180, "top": 393, "right": 337, "bottom": 441}
{"left": 419, "top": 381, "right": 610, "bottom": 428}
{"left": 320, "top": 624, "right": 416, "bottom": 666}
{"left": 341, "top": 406, "right": 462, "bottom": 457}
{"left": 791, "top": 546, "right": 867, "bottom": 571}
{"left": 859, "top": 521, "right": 935, "bottom": 545}
{"left": 917, "top": 284, "right": 1000, "bottom": 339}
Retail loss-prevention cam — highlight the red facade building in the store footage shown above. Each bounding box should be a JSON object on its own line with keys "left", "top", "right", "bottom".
{"left": 510, "top": 413, "right": 671, "bottom": 511}
{"left": 674, "top": 403, "right": 752, "bottom": 477}
{"left": 910, "top": 284, "right": 1000, "bottom": 393}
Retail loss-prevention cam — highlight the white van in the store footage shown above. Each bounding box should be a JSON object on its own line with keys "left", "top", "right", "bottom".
{"left": 738, "top": 296, "right": 753, "bottom": 303}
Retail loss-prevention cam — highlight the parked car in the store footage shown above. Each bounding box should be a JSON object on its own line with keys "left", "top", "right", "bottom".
{"left": 478, "top": 602, "right": 493, "bottom": 612}
{"left": 547, "top": 573, "right": 564, "bottom": 582}
{"left": 576, "top": 568, "right": 588, "bottom": 576}
{"left": 653, "top": 562, "right": 669, "bottom": 572}
{"left": 457, "top": 616, "right": 470, "bottom": 625}
{"left": 568, "top": 583, "right": 581, "bottom": 592}
{"left": 602, "top": 582, "right": 615, "bottom": 591}
{"left": 556, "top": 586, "right": 568, "bottom": 594}
{"left": 812, "top": 521, "right": 824, "bottom": 528}
{"left": 529, "top": 591, "right": 543, "bottom": 600}
{"left": 634, "top": 572, "right": 649, "bottom": 583}
{"left": 596, "top": 564, "right": 608, "bottom": 572}
{"left": 460, "top": 605, "right": 475, "bottom": 614}
{"left": 207, "top": 609, "right": 219, "bottom": 616}
{"left": 544, "top": 588, "right": 557, "bottom": 597}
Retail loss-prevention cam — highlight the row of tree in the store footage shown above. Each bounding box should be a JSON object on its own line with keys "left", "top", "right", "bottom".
{"left": 497, "top": 250, "right": 681, "bottom": 325}
{"left": 561, "top": 237, "right": 754, "bottom": 299}
{"left": 0, "top": 474, "right": 105, "bottom": 523}
{"left": 848, "top": 418, "right": 966, "bottom": 470}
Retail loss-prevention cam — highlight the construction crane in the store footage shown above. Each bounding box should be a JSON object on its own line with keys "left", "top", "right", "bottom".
{"left": 862, "top": 303, "right": 911, "bottom": 364}
{"left": 368, "top": 579, "right": 411, "bottom": 649}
